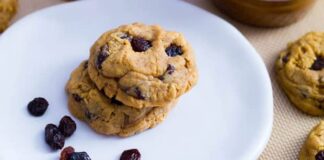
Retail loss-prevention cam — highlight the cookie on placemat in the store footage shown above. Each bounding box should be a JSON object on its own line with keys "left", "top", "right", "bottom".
{"left": 300, "top": 121, "right": 324, "bottom": 160}
{"left": 276, "top": 32, "right": 324, "bottom": 116}
{"left": 88, "top": 23, "right": 198, "bottom": 108}
{"left": 66, "top": 61, "right": 176, "bottom": 137}
{"left": 0, "top": 0, "right": 18, "bottom": 32}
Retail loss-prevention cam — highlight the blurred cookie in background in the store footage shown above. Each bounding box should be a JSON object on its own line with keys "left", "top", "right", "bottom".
{"left": 300, "top": 121, "right": 324, "bottom": 160}
{"left": 276, "top": 32, "right": 324, "bottom": 116}
{"left": 0, "top": 0, "right": 18, "bottom": 33}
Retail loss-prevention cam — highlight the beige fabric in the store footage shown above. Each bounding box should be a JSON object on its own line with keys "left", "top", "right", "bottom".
{"left": 186, "top": 0, "right": 324, "bottom": 159}
{"left": 5, "top": 0, "right": 324, "bottom": 159}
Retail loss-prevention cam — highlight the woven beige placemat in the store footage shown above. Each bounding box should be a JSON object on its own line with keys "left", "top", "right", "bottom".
{"left": 237, "top": 1, "right": 324, "bottom": 159}
{"left": 185, "top": 0, "right": 324, "bottom": 159}
{"left": 6, "top": 0, "right": 324, "bottom": 159}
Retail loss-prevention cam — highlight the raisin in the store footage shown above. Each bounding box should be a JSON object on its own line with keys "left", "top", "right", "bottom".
{"left": 301, "top": 90, "right": 309, "bottom": 99}
{"left": 120, "top": 33, "right": 132, "bottom": 41}
{"left": 158, "top": 76, "right": 165, "bottom": 81}
{"left": 85, "top": 110, "right": 96, "bottom": 120}
{"left": 159, "top": 64, "right": 175, "bottom": 80}
{"left": 120, "top": 149, "right": 141, "bottom": 160}
{"left": 316, "top": 150, "right": 324, "bottom": 160}
{"left": 166, "top": 64, "right": 175, "bottom": 75}
{"left": 165, "top": 44, "right": 183, "bottom": 57}
{"left": 60, "top": 146, "right": 75, "bottom": 160}
{"left": 72, "top": 94, "right": 82, "bottom": 102}
{"left": 69, "top": 152, "right": 91, "bottom": 160}
{"left": 27, "top": 97, "right": 48, "bottom": 116}
{"left": 58, "top": 116, "right": 77, "bottom": 137}
{"left": 311, "top": 57, "right": 324, "bottom": 71}
{"left": 318, "top": 103, "right": 324, "bottom": 110}
{"left": 126, "top": 87, "right": 145, "bottom": 100}
{"left": 96, "top": 44, "right": 109, "bottom": 69}
{"left": 123, "top": 115, "right": 130, "bottom": 126}
{"left": 84, "top": 61, "right": 88, "bottom": 69}
{"left": 45, "top": 124, "right": 65, "bottom": 150}
{"left": 134, "top": 87, "right": 145, "bottom": 100}
{"left": 111, "top": 97, "right": 123, "bottom": 105}
{"left": 282, "top": 52, "right": 290, "bottom": 63}
{"left": 131, "top": 37, "right": 152, "bottom": 52}
{"left": 301, "top": 47, "right": 308, "bottom": 54}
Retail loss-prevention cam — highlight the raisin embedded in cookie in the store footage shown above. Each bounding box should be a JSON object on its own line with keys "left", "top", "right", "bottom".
{"left": 276, "top": 32, "right": 324, "bottom": 116}
{"left": 0, "top": 0, "right": 18, "bottom": 32}
{"left": 87, "top": 23, "right": 198, "bottom": 108}
{"left": 66, "top": 61, "right": 176, "bottom": 137}
{"left": 300, "top": 121, "right": 324, "bottom": 160}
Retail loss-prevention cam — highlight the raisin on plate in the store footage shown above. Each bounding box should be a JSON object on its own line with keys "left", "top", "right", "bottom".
{"left": 58, "top": 116, "right": 77, "bottom": 137}
{"left": 27, "top": 97, "right": 48, "bottom": 116}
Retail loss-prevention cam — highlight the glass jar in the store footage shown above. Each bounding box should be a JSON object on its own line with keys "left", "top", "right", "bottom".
{"left": 213, "top": 0, "right": 316, "bottom": 27}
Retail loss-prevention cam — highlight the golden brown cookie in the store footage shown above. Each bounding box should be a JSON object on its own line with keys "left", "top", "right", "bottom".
{"left": 276, "top": 32, "right": 324, "bottom": 116}
{"left": 0, "top": 0, "right": 18, "bottom": 32}
{"left": 66, "top": 61, "right": 176, "bottom": 137}
{"left": 300, "top": 121, "right": 324, "bottom": 160}
{"left": 88, "top": 23, "right": 198, "bottom": 108}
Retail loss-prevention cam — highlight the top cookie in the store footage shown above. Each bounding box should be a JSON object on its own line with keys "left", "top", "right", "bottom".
{"left": 276, "top": 32, "right": 324, "bottom": 116}
{"left": 88, "top": 23, "right": 198, "bottom": 108}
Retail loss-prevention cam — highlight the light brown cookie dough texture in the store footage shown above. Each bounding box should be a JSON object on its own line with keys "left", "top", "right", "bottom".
{"left": 88, "top": 23, "right": 198, "bottom": 109}
{"left": 276, "top": 32, "right": 324, "bottom": 116}
{"left": 0, "top": 0, "right": 18, "bottom": 32}
{"left": 66, "top": 61, "right": 176, "bottom": 137}
{"left": 300, "top": 121, "right": 324, "bottom": 160}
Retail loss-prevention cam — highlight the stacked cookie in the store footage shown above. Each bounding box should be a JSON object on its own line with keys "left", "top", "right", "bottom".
{"left": 66, "top": 23, "right": 198, "bottom": 137}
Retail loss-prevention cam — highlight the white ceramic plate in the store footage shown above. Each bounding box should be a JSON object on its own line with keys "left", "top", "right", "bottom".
{"left": 0, "top": 0, "right": 273, "bottom": 159}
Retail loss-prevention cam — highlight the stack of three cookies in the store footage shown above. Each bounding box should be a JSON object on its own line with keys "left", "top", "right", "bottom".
{"left": 66, "top": 23, "right": 198, "bottom": 137}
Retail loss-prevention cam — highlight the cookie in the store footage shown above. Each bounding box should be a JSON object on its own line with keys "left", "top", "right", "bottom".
{"left": 66, "top": 61, "right": 176, "bottom": 137}
{"left": 0, "top": 0, "right": 18, "bottom": 32}
{"left": 276, "top": 32, "right": 324, "bottom": 116}
{"left": 88, "top": 23, "right": 198, "bottom": 108}
{"left": 300, "top": 121, "right": 324, "bottom": 160}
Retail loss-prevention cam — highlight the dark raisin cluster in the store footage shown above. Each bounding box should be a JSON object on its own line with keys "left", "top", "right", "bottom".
{"left": 45, "top": 124, "right": 65, "bottom": 150}
{"left": 45, "top": 116, "right": 76, "bottom": 150}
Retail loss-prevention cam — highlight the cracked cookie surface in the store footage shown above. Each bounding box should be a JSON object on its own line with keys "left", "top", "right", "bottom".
{"left": 276, "top": 32, "right": 324, "bottom": 116}
{"left": 0, "top": 0, "right": 18, "bottom": 32}
{"left": 66, "top": 61, "right": 176, "bottom": 137}
{"left": 300, "top": 121, "right": 324, "bottom": 160}
{"left": 88, "top": 23, "right": 198, "bottom": 108}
